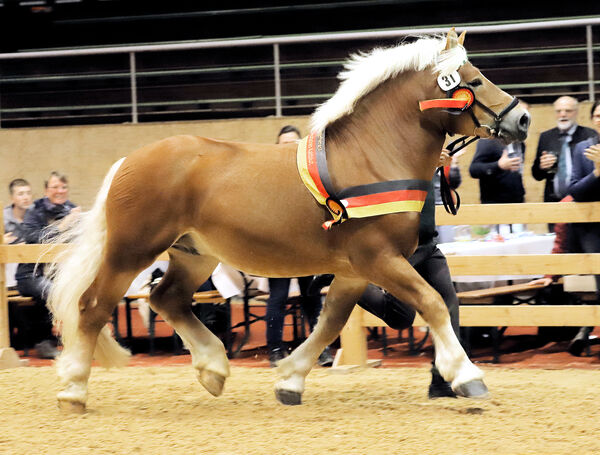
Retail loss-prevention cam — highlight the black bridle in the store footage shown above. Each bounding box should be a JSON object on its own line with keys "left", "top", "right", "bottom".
{"left": 424, "top": 84, "right": 521, "bottom": 215}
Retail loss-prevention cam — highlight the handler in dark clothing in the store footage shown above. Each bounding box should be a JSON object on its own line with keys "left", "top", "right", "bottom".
{"left": 15, "top": 171, "right": 79, "bottom": 358}
{"left": 310, "top": 150, "right": 462, "bottom": 399}
{"left": 469, "top": 137, "right": 525, "bottom": 204}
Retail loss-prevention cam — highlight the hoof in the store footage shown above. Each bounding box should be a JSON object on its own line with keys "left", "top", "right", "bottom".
{"left": 275, "top": 389, "right": 302, "bottom": 406}
{"left": 58, "top": 400, "right": 86, "bottom": 414}
{"left": 453, "top": 379, "right": 489, "bottom": 399}
{"left": 198, "top": 369, "right": 226, "bottom": 397}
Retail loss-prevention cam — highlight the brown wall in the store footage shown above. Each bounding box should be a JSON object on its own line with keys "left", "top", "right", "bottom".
{"left": 0, "top": 102, "right": 596, "bottom": 210}
{"left": 0, "top": 116, "right": 311, "bottom": 209}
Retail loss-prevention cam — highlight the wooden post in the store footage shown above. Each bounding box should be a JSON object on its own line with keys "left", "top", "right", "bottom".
{"left": 0, "top": 210, "right": 26, "bottom": 368}
{"left": 331, "top": 306, "right": 381, "bottom": 372}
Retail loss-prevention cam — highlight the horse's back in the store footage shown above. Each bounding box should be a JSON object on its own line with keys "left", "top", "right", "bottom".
{"left": 106, "top": 134, "right": 321, "bottom": 249}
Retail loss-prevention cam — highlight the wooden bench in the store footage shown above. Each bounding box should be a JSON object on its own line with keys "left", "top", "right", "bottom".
{"left": 451, "top": 281, "right": 549, "bottom": 361}
{"left": 456, "top": 282, "right": 547, "bottom": 304}
{"left": 3, "top": 289, "right": 36, "bottom": 357}
{"left": 7, "top": 289, "right": 34, "bottom": 306}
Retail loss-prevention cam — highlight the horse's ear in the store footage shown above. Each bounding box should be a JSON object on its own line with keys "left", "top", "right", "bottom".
{"left": 445, "top": 27, "right": 459, "bottom": 50}
{"left": 457, "top": 30, "right": 466, "bottom": 46}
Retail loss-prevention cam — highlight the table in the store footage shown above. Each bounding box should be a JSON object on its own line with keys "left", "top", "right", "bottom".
{"left": 438, "top": 233, "right": 556, "bottom": 285}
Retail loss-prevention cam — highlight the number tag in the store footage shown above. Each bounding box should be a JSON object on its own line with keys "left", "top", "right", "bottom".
{"left": 437, "top": 71, "right": 461, "bottom": 91}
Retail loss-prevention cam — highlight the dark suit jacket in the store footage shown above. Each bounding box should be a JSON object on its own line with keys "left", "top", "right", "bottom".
{"left": 531, "top": 125, "right": 596, "bottom": 202}
{"left": 469, "top": 138, "right": 525, "bottom": 203}
{"left": 567, "top": 136, "right": 600, "bottom": 258}
{"left": 569, "top": 136, "right": 600, "bottom": 202}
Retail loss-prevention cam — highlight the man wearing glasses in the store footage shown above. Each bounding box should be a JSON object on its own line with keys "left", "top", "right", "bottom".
{"left": 15, "top": 171, "right": 80, "bottom": 359}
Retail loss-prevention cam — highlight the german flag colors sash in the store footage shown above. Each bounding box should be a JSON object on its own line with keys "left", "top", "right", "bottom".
{"left": 297, "top": 131, "right": 429, "bottom": 230}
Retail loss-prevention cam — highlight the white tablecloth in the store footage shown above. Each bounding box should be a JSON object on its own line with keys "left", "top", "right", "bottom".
{"left": 5, "top": 263, "right": 17, "bottom": 288}
{"left": 438, "top": 233, "right": 555, "bottom": 285}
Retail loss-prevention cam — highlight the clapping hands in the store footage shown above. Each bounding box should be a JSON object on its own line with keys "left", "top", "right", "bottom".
{"left": 584, "top": 144, "right": 600, "bottom": 176}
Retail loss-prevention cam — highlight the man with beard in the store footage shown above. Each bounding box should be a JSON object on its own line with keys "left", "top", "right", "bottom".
{"left": 532, "top": 96, "right": 595, "bottom": 207}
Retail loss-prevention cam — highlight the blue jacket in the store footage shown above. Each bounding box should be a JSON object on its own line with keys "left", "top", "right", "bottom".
{"left": 569, "top": 136, "right": 600, "bottom": 202}
{"left": 15, "top": 197, "right": 77, "bottom": 281}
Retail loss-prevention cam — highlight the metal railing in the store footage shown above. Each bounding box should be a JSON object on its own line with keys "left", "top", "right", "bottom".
{"left": 0, "top": 16, "right": 598, "bottom": 127}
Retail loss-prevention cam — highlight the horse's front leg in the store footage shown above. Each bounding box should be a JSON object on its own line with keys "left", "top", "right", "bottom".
{"left": 275, "top": 276, "right": 368, "bottom": 405}
{"left": 356, "top": 254, "right": 487, "bottom": 398}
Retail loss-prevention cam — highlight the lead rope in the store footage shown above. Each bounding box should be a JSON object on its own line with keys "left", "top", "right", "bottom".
{"left": 436, "top": 135, "right": 480, "bottom": 215}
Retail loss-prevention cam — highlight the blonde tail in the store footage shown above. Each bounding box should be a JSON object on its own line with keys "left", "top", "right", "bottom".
{"left": 47, "top": 157, "right": 130, "bottom": 368}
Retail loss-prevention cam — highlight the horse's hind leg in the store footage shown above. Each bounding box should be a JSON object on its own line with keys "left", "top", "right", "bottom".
{"left": 149, "top": 248, "right": 229, "bottom": 397}
{"left": 57, "top": 262, "right": 145, "bottom": 412}
{"left": 357, "top": 255, "right": 487, "bottom": 398}
{"left": 275, "top": 276, "right": 368, "bottom": 405}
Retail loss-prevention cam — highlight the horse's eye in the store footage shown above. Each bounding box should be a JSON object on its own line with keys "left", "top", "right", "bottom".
{"left": 468, "top": 79, "right": 483, "bottom": 87}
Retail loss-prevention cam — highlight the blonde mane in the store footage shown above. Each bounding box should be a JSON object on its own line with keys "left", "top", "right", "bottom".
{"left": 310, "top": 36, "right": 468, "bottom": 132}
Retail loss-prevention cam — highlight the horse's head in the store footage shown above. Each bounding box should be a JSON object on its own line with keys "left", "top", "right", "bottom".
{"left": 421, "top": 29, "right": 530, "bottom": 144}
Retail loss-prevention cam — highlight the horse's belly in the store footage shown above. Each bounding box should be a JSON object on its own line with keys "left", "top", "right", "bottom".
{"left": 185, "top": 227, "right": 338, "bottom": 278}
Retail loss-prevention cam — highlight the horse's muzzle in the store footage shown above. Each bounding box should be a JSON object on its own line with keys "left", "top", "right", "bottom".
{"left": 497, "top": 109, "right": 530, "bottom": 143}
{"left": 517, "top": 111, "right": 531, "bottom": 139}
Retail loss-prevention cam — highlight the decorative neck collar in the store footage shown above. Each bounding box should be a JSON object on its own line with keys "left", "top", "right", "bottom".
{"left": 297, "top": 131, "right": 429, "bottom": 230}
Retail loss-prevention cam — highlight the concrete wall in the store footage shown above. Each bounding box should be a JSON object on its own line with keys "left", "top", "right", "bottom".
{"left": 1, "top": 102, "right": 596, "bottom": 210}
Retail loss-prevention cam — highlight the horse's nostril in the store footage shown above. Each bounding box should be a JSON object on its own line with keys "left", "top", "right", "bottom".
{"left": 518, "top": 112, "right": 531, "bottom": 131}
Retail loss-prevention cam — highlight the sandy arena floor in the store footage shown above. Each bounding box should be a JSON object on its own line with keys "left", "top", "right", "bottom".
{"left": 1, "top": 365, "right": 599, "bottom": 454}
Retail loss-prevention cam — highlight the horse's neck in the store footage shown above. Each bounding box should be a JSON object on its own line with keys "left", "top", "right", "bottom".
{"left": 325, "top": 75, "right": 445, "bottom": 187}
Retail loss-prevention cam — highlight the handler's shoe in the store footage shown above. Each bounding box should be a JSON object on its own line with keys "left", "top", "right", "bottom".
{"left": 34, "top": 340, "right": 59, "bottom": 359}
{"left": 269, "top": 347, "right": 287, "bottom": 368}
{"left": 317, "top": 347, "right": 334, "bottom": 367}
{"left": 567, "top": 327, "right": 593, "bottom": 357}
{"left": 428, "top": 367, "right": 456, "bottom": 399}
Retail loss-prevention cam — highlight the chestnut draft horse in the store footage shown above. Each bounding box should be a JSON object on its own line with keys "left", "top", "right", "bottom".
{"left": 48, "top": 29, "right": 530, "bottom": 412}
